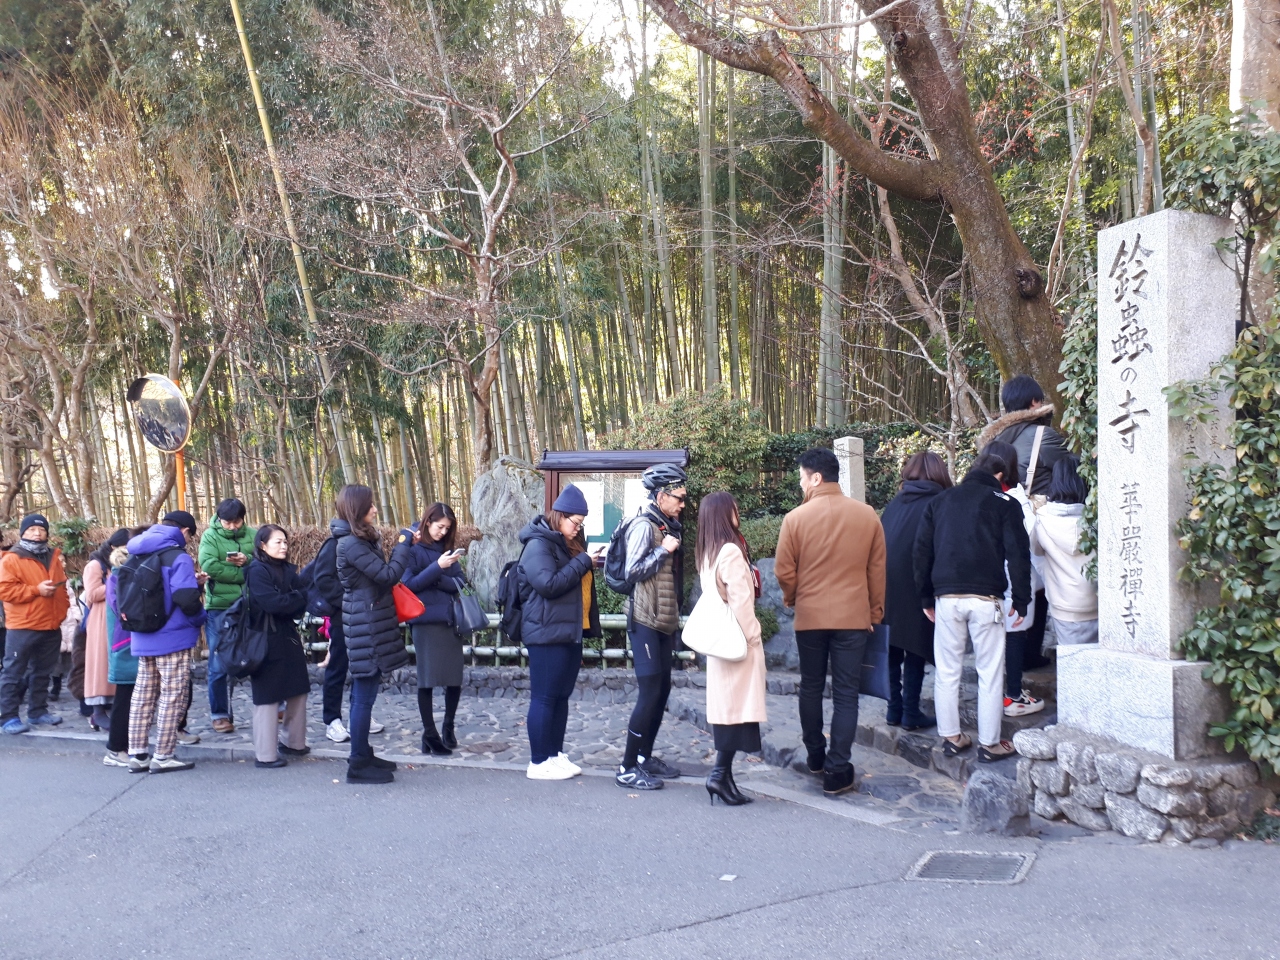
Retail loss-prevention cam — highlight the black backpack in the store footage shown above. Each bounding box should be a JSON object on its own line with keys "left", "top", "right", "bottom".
{"left": 116, "top": 547, "right": 183, "bottom": 634}
{"left": 302, "top": 536, "right": 337, "bottom": 617}
{"left": 603, "top": 516, "right": 651, "bottom": 595}
{"left": 218, "top": 595, "right": 269, "bottom": 679}
{"left": 496, "top": 550, "right": 527, "bottom": 643}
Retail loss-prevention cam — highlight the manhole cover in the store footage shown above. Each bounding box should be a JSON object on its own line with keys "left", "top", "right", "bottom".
{"left": 905, "top": 851, "right": 1034, "bottom": 884}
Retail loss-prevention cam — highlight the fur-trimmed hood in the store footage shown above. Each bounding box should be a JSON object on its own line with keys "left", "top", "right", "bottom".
{"left": 977, "top": 405, "right": 1056, "bottom": 448}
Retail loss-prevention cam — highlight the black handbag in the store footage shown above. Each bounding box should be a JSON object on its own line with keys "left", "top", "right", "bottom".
{"left": 452, "top": 587, "right": 491, "bottom": 636}
{"left": 859, "top": 624, "right": 892, "bottom": 701}
{"left": 219, "top": 596, "right": 270, "bottom": 679}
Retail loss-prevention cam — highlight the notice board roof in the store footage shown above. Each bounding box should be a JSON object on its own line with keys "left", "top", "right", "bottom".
{"left": 537, "top": 449, "right": 689, "bottom": 472}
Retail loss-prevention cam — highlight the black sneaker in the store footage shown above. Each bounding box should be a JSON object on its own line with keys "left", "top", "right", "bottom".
{"left": 278, "top": 742, "right": 311, "bottom": 757}
{"left": 639, "top": 756, "right": 681, "bottom": 780}
{"left": 255, "top": 758, "right": 288, "bottom": 769}
{"left": 369, "top": 755, "right": 397, "bottom": 771}
{"left": 823, "top": 766, "right": 856, "bottom": 796}
{"left": 616, "top": 765, "right": 664, "bottom": 790}
{"left": 347, "top": 759, "right": 394, "bottom": 784}
{"left": 805, "top": 750, "right": 826, "bottom": 774}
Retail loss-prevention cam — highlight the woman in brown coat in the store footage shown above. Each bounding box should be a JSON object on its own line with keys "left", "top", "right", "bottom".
{"left": 695, "top": 492, "right": 767, "bottom": 806}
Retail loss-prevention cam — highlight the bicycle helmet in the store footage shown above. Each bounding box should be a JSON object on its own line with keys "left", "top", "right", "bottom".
{"left": 642, "top": 463, "right": 687, "bottom": 492}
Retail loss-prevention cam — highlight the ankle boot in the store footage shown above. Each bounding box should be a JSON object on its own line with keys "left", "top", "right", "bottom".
{"left": 421, "top": 729, "right": 452, "bottom": 756}
{"left": 347, "top": 758, "right": 393, "bottom": 784}
{"left": 723, "top": 765, "right": 754, "bottom": 804}
{"left": 705, "top": 766, "right": 747, "bottom": 806}
{"left": 441, "top": 717, "right": 457, "bottom": 750}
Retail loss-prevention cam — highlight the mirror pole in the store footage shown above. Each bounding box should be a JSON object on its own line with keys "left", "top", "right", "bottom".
{"left": 174, "top": 450, "right": 187, "bottom": 513}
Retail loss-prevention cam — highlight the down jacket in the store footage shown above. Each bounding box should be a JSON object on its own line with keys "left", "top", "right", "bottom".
{"left": 124, "top": 524, "right": 207, "bottom": 657}
{"left": 978, "top": 406, "right": 1069, "bottom": 498}
{"left": 335, "top": 518, "right": 413, "bottom": 678}
{"left": 517, "top": 516, "right": 601, "bottom": 646}
{"left": 401, "top": 534, "right": 465, "bottom": 626}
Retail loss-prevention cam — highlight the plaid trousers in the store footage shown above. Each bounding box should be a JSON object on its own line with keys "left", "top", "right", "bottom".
{"left": 129, "top": 648, "right": 192, "bottom": 758}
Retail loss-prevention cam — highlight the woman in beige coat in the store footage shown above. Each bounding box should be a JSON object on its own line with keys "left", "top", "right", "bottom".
{"left": 695, "top": 492, "right": 767, "bottom": 806}
{"left": 82, "top": 530, "right": 130, "bottom": 729}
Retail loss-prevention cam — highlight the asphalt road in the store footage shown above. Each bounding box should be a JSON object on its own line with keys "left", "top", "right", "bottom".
{"left": 1, "top": 744, "right": 1277, "bottom": 960}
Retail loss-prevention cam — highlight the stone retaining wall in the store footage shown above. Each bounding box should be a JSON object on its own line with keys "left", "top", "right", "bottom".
{"left": 1012, "top": 724, "right": 1276, "bottom": 844}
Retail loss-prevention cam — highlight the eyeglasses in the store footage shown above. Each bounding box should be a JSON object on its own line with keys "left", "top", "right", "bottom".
{"left": 664, "top": 492, "right": 687, "bottom": 504}
{"left": 565, "top": 517, "right": 585, "bottom": 529}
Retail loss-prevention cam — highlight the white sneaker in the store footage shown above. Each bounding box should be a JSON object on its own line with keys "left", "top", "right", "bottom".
{"left": 554, "top": 753, "right": 582, "bottom": 776}
{"left": 526, "top": 758, "right": 574, "bottom": 780}
{"left": 1003, "top": 692, "right": 1046, "bottom": 717}
{"left": 369, "top": 718, "right": 385, "bottom": 734}
{"left": 176, "top": 730, "right": 201, "bottom": 745}
{"left": 326, "top": 719, "right": 350, "bottom": 743}
{"left": 102, "top": 750, "right": 130, "bottom": 767}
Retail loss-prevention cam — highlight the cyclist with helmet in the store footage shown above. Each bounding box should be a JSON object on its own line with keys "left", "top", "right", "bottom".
{"left": 615, "top": 463, "right": 688, "bottom": 791}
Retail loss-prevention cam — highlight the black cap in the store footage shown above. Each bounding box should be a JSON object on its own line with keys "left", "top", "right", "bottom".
{"left": 162, "top": 510, "right": 198, "bottom": 535}
{"left": 107, "top": 528, "right": 131, "bottom": 549}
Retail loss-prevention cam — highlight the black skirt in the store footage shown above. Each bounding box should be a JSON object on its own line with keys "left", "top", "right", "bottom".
{"left": 712, "top": 722, "right": 761, "bottom": 753}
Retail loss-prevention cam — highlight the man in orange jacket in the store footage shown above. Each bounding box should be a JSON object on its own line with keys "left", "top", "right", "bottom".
{"left": 0, "top": 515, "right": 70, "bottom": 734}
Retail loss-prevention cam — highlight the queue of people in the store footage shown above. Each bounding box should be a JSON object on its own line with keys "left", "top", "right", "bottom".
{"left": 0, "top": 374, "right": 1095, "bottom": 802}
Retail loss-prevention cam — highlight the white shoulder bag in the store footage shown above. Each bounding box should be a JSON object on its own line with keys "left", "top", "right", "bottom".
{"left": 681, "top": 555, "right": 748, "bottom": 662}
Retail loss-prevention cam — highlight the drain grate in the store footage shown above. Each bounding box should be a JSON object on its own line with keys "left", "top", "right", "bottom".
{"left": 905, "top": 851, "right": 1035, "bottom": 884}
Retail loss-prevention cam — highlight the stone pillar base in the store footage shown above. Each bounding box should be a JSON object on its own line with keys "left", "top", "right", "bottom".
{"left": 1057, "top": 646, "right": 1230, "bottom": 760}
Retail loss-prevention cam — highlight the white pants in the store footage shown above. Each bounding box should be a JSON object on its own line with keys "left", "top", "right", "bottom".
{"left": 933, "top": 596, "right": 1006, "bottom": 746}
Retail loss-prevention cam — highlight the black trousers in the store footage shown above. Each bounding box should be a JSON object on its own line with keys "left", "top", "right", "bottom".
{"left": 322, "top": 617, "right": 350, "bottom": 725}
{"left": 108, "top": 683, "right": 135, "bottom": 753}
{"left": 1005, "top": 590, "right": 1048, "bottom": 698}
{"left": 796, "top": 629, "right": 869, "bottom": 775}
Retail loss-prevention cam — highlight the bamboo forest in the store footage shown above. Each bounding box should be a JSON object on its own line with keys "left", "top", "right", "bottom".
{"left": 0, "top": 0, "right": 1232, "bottom": 528}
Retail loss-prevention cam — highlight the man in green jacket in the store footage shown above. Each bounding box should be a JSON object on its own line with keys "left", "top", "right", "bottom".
{"left": 197, "top": 498, "right": 255, "bottom": 733}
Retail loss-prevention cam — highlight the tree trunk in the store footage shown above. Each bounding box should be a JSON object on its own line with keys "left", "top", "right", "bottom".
{"left": 646, "top": 0, "right": 1066, "bottom": 407}
{"left": 699, "top": 50, "right": 720, "bottom": 388}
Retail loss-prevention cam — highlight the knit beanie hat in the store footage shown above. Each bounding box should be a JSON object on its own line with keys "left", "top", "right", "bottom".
{"left": 552, "top": 484, "right": 589, "bottom": 517}
{"left": 107, "top": 528, "right": 131, "bottom": 549}
{"left": 19, "top": 514, "right": 49, "bottom": 537}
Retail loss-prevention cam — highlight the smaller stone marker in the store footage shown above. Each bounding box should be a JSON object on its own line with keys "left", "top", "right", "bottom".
{"left": 834, "top": 436, "right": 865, "bottom": 502}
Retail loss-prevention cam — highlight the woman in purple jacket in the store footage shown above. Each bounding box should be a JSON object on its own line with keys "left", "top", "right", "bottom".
{"left": 402, "top": 503, "right": 466, "bottom": 755}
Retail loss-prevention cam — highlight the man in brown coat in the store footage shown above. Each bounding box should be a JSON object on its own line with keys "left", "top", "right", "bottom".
{"left": 775, "top": 448, "right": 886, "bottom": 796}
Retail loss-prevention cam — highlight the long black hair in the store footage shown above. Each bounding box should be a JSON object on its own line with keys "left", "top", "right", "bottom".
{"left": 418, "top": 502, "right": 457, "bottom": 551}
{"left": 254, "top": 524, "right": 289, "bottom": 563}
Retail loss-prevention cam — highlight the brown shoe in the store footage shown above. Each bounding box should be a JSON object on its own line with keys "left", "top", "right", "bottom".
{"left": 212, "top": 718, "right": 235, "bottom": 734}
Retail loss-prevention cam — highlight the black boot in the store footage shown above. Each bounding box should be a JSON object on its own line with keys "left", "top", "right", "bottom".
{"left": 49, "top": 676, "right": 62, "bottom": 702}
{"left": 705, "top": 764, "right": 747, "bottom": 806}
{"left": 347, "top": 758, "right": 393, "bottom": 784}
{"left": 418, "top": 688, "right": 452, "bottom": 755}
{"left": 441, "top": 686, "right": 460, "bottom": 749}
{"left": 723, "top": 761, "right": 753, "bottom": 804}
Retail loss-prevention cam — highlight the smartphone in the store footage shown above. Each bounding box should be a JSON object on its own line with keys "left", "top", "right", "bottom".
{"left": 446, "top": 548, "right": 466, "bottom": 559}
{"left": 226, "top": 551, "right": 242, "bottom": 560}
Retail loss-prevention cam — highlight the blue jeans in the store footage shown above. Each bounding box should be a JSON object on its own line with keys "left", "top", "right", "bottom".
{"left": 348, "top": 673, "right": 381, "bottom": 761}
{"left": 204, "top": 609, "right": 231, "bottom": 720}
{"left": 886, "top": 646, "right": 928, "bottom": 725}
{"left": 526, "top": 642, "right": 582, "bottom": 764}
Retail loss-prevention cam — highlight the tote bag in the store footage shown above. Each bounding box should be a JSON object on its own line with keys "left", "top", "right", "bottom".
{"left": 681, "top": 564, "right": 748, "bottom": 662}
{"left": 452, "top": 589, "right": 491, "bottom": 636}
{"left": 859, "top": 624, "right": 892, "bottom": 701}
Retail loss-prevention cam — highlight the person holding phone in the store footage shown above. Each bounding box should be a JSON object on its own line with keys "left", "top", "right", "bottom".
{"left": 198, "top": 498, "right": 256, "bottom": 734}
{"left": 402, "top": 502, "right": 466, "bottom": 755}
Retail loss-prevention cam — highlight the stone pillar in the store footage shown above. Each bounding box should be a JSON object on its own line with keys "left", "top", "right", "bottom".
{"left": 1057, "top": 209, "right": 1234, "bottom": 760}
{"left": 834, "top": 436, "right": 865, "bottom": 502}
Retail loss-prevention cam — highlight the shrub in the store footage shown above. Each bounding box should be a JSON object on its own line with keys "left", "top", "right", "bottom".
{"left": 51, "top": 516, "right": 95, "bottom": 557}
{"left": 740, "top": 515, "right": 783, "bottom": 559}
{"left": 756, "top": 603, "right": 779, "bottom": 643}
{"left": 604, "top": 386, "right": 769, "bottom": 512}
{"left": 1057, "top": 297, "right": 1099, "bottom": 573}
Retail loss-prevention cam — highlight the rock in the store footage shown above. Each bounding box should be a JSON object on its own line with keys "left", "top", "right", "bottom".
{"left": 1012, "top": 728, "right": 1057, "bottom": 761}
{"left": 1016, "top": 758, "right": 1034, "bottom": 797}
{"left": 467, "top": 457, "right": 544, "bottom": 609}
{"left": 1141, "top": 764, "right": 1195, "bottom": 788}
{"left": 1168, "top": 816, "right": 1198, "bottom": 843}
{"left": 897, "top": 733, "right": 934, "bottom": 769}
{"left": 1030, "top": 760, "right": 1071, "bottom": 796}
{"left": 872, "top": 725, "right": 900, "bottom": 757}
{"left": 1193, "top": 767, "right": 1223, "bottom": 790}
{"left": 1034, "top": 789, "right": 1063, "bottom": 819}
{"left": 1058, "top": 796, "right": 1111, "bottom": 831}
{"left": 1070, "top": 781, "right": 1107, "bottom": 809}
{"left": 1196, "top": 819, "right": 1230, "bottom": 840}
{"left": 1095, "top": 753, "right": 1142, "bottom": 793}
{"left": 960, "top": 768, "right": 1031, "bottom": 836}
{"left": 1221, "top": 763, "right": 1260, "bottom": 788}
{"left": 931, "top": 748, "right": 972, "bottom": 782}
{"left": 1105, "top": 792, "right": 1170, "bottom": 842}
{"left": 1208, "top": 782, "right": 1237, "bottom": 817}
{"left": 1189, "top": 837, "right": 1222, "bottom": 849}
{"left": 1057, "top": 742, "right": 1098, "bottom": 784}
{"left": 1136, "top": 782, "right": 1207, "bottom": 817}
{"left": 756, "top": 559, "right": 798, "bottom": 669}
{"left": 1235, "top": 786, "right": 1277, "bottom": 820}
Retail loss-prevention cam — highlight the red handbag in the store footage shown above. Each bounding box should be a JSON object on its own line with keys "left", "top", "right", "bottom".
{"left": 392, "top": 582, "right": 425, "bottom": 623}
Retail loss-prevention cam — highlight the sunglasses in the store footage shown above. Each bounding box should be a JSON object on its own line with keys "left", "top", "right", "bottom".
{"left": 663, "top": 492, "right": 687, "bottom": 503}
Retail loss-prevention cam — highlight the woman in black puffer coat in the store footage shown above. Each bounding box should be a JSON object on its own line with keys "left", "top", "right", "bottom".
{"left": 334, "top": 484, "right": 413, "bottom": 785}
{"left": 517, "top": 485, "right": 601, "bottom": 781}
{"left": 243, "top": 524, "right": 311, "bottom": 769}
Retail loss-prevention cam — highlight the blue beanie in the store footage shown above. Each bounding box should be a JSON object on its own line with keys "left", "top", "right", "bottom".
{"left": 552, "top": 484, "right": 589, "bottom": 516}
